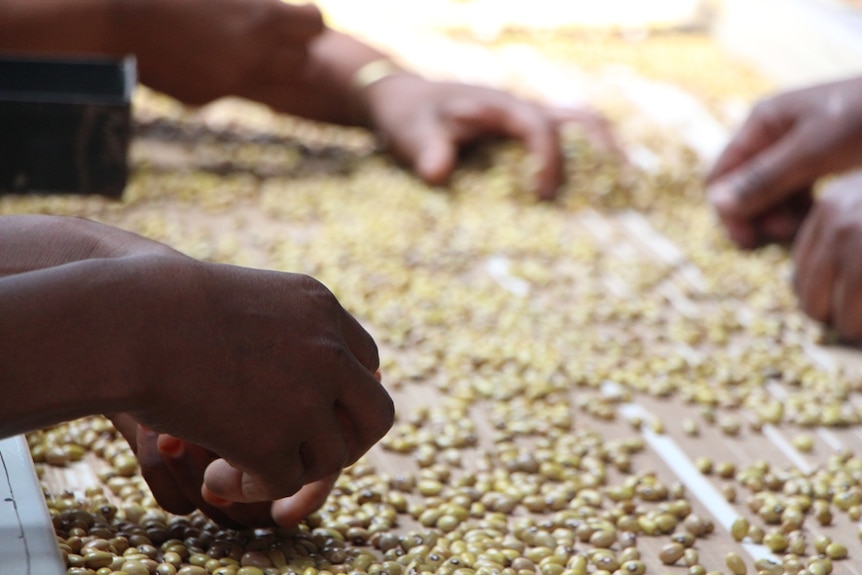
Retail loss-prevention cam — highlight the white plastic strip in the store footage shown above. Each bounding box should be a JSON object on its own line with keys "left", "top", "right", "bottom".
{"left": 619, "top": 403, "right": 775, "bottom": 562}
{"left": 485, "top": 256, "right": 530, "bottom": 297}
{"left": 0, "top": 435, "right": 64, "bottom": 575}
{"left": 760, "top": 424, "right": 814, "bottom": 475}
{"left": 817, "top": 428, "right": 845, "bottom": 452}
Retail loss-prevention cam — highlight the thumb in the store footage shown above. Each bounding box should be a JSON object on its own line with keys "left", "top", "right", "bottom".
{"left": 271, "top": 472, "right": 340, "bottom": 528}
{"left": 203, "top": 458, "right": 301, "bottom": 503}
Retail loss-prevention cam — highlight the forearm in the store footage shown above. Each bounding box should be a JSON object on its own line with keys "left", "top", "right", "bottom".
{"left": 0, "top": 254, "right": 188, "bottom": 438}
{"left": 266, "top": 29, "right": 401, "bottom": 127}
{"left": 0, "top": 0, "right": 121, "bottom": 56}
{"left": 0, "top": 0, "right": 406, "bottom": 127}
{"left": 0, "top": 215, "right": 179, "bottom": 277}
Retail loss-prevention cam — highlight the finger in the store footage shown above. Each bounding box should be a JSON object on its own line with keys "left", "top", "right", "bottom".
{"left": 291, "top": 414, "right": 349, "bottom": 485}
{"left": 758, "top": 211, "right": 802, "bottom": 246}
{"left": 832, "top": 244, "right": 862, "bottom": 340}
{"left": 717, "top": 212, "right": 761, "bottom": 249}
{"left": 271, "top": 472, "right": 339, "bottom": 528}
{"left": 706, "top": 100, "right": 793, "bottom": 184}
{"left": 707, "top": 130, "right": 824, "bottom": 222}
{"left": 304, "top": 304, "right": 386, "bottom": 478}
{"left": 136, "top": 429, "right": 197, "bottom": 515}
{"left": 157, "top": 436, "right": 274, "bottom": 528}
{"left": 786, "top": 187, "right": 816, "bottom": 215}
{"left": 485, "top": 102, "right": 564, "bottom": 200}
{"left": 548, "top": 106, "right": 624, "bottom": 159}
{"left": 833, "top": 270, "right": 862, "bottom": 341}
{"left": 384, "top": 107, "right": 458, "bottom": 187}
{"left": 108, "top": 414, "right": 140, "bottom": 452}
{"left": 406, "top": 91, "right": 564, "bottom": 198}
{"left": 337, "top": 306, "right": 380, "bottom": 373}
{"left": 795, "top": 216, "right": 835, "bottom": 323}
{"left": 791, "top": 205, "right": 821, "bottom": 294}
{"left": 757, "top": 189, "right": 814, "bottom": 245}
{"left": 414, "top": 132, "right": 458, "bottom": 188}
{"left": 273, "top": 2, "right": 326, "bottom": 41}
{"left": 433, "top": 93, "right": 563, "bottom": 199}
{"left": 334, "top": 305, "right": 392, "bottom": 461}
{"left": 331, "top": 360, "right": 394, "bottom": 465}
{"left": 203, "top": 456, "right": 303, "bottom": 503}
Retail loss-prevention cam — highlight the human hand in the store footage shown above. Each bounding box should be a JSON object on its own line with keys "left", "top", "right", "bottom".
{"left": 126, "top": 0, "right": 324, "bottom": 105}
{"left": 110, "top": 415, "right": 336, "bottom": 528}
{"left": 108, "top": 416, "right": 272, "bottom": 527}
{"left": 194, "top": 433, "right": 338, "bottom": 528}
{"left": 126, "top": 259, "right": 393, "bottom": 505}
{"left": 363, "top": 75, "right": 614, "bottom": 200}
{"left": 112, "top": 366, "right": 384, "bottom": 528}
{"left": 793, "top": 171, "right": 862, "bottom": 340}
{"left": 706, "top": 76, "right": 862, "bottom": 248}
{"left": 1, "top": 217, "right": 389, "bottom": 511}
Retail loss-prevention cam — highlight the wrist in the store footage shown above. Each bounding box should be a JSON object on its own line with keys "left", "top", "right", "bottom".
{"left": 349, "top": 59, "right": 418, "bottom": 128}
{"left": 121, "top": 254, "right": 209, "bottom": 412}
{"left": 352, "top": 59, "right": 407, "bottom": 92}
{"left": 0, "top": 253, "right": 196, "bottom": 437}
{"left": 66, "top": 254, "right": 201, "bottom": 415}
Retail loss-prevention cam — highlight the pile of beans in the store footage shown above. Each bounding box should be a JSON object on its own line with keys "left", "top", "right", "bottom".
{"left": 11, "top": 36, "right": 861, "bottom": 575}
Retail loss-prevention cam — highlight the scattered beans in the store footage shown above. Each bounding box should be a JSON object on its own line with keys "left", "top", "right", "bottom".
{"left": 20, "top": 44, "right": 859, "bottom": 575}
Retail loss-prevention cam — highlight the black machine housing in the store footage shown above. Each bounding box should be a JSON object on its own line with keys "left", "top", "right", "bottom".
{"left": 0, "top": 54, "right": 136, "bottom": 197}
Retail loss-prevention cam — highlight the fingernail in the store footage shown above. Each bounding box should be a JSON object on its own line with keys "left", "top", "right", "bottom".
{"left": 416, "top": 150, "right": 449, "bottom": 186}
{"left": 707, "top": 182, "right": 737, "bottom": 212}
{"left": 157, "top": 435, "right": 184, "bottom": 459}
{"left": 201, "top": 485, "right": 232, "bottom": 507}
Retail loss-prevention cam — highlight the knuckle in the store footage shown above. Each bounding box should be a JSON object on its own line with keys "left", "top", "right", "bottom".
{"left": 252, "top": 472, "right": 298, "bottom": 502}
{"left": 734, "top": 160, "right": 768, "bottom": 200}
{"left": 298, "top": 3, "right": 325, "bottom": 33}
{"left": 748, "top": 98, "right": 773, "bottom": 121}
{"left": 371, "top": 391, "right": 396, "bottom": 440}
{"left": 748, "top": 99, "right": 788, "bottom": 141}
{"left": 313, "top": 440, "right": 349, "bottom": 480}
{"left": 450, "top": 98, "right": 486, "bottom": 122}
{"left": 299, "top": 274, "right": 338, "bottom": 305}
{"left": 842, "top": 209, "right": 862, "bottom": 234}
{"left": 749, "top": 98, "right": 779, "bottom": 125}
{"left": 365, "top": 338, "right": 381, "bottom": 370}
{"left": 344, "top": 391, "right": 394, "bottom": 464}
{"left": 319, "top": 338, "right": 351, "bottom": 367}
{"left": 830, "top": 218, "right": 861, "bottom": 248}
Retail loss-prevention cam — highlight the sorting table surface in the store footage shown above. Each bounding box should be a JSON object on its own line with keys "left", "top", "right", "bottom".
{"left": 11, "top": 7, "right": 862, "bottom": 573}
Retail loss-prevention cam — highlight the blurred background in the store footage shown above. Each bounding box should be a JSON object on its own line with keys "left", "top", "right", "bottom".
{"left": 274, "top": 0, "right": 862, "bottom": 171}
{"left": 314, "top": 0, "right": 862, "bottom": 90}
{"left": 12, "top": 2, "right": 862, "bottom": 573}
